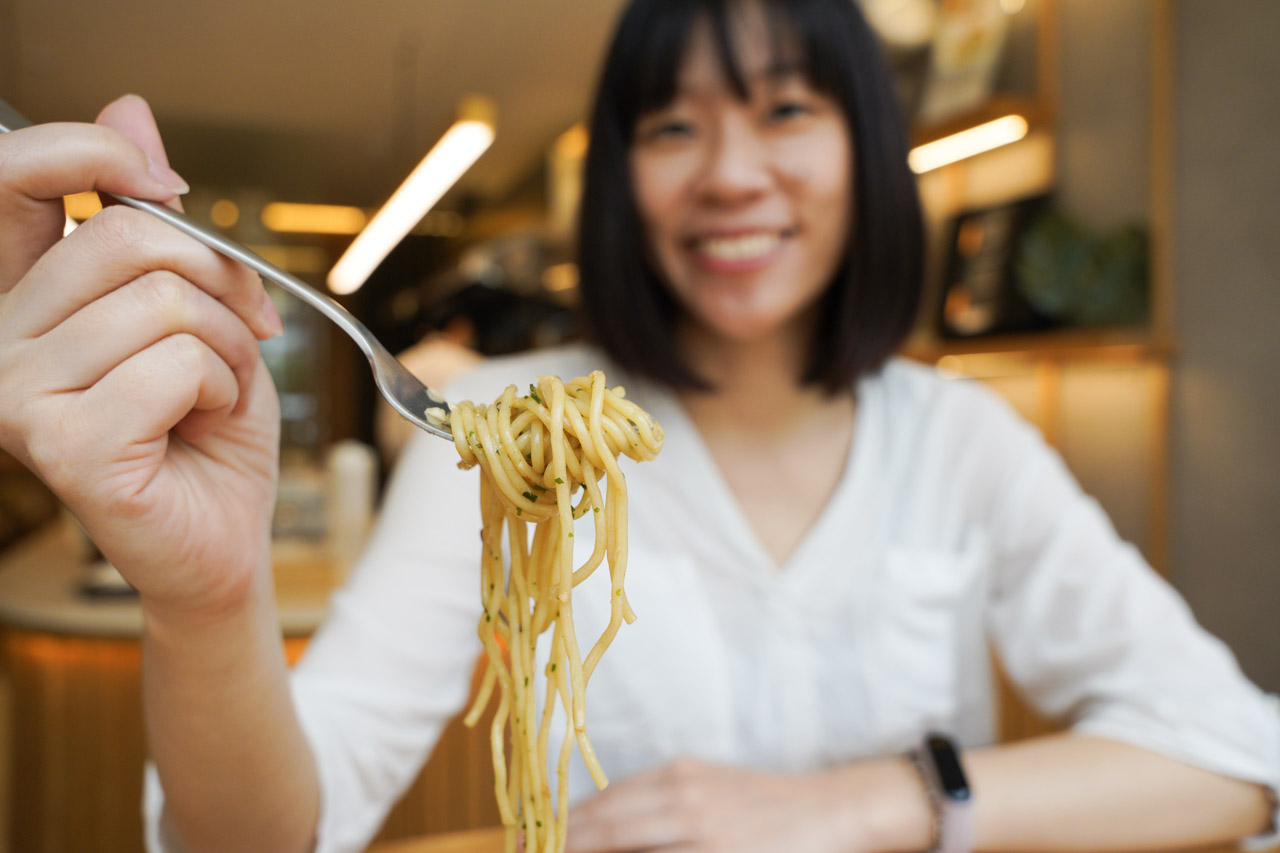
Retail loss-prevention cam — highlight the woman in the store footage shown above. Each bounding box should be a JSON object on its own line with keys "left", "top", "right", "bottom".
{"left": 0, "top": 1, "right": 1275, "bottom": 851}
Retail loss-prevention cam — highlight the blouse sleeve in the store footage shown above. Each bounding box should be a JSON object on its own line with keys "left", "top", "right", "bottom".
{"left": 143, "top": 427, "right": 485, "bottom": 853}
{"left": 983, "top": 413, "right": 1280, "bottom": 843}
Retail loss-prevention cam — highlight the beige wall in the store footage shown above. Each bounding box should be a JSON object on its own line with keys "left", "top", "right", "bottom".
{"left": 1054, "top": 1, "right": 1279, "bottom": 693}
{"left": 1168, "top": 1, "right": 1280, "bottom": 694}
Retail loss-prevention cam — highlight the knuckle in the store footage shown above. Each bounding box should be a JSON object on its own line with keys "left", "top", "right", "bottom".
{"left": 83, "top": 204, "right": 150, "bottom": 253}
{"left": 168, "top": 332, "right": 209, "bottom": 369}
{"left": 137, "top": 271, "right": 193, "bottom": 322}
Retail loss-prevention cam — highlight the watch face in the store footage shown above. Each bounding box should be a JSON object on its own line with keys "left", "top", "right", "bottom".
{"left": 926, "top": 734, "right": 971, "bottom": 799}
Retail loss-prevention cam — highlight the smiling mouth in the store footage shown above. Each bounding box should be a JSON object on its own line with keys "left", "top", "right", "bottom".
{"left": 691, "top": 231, "right": 787, "bottom": 264}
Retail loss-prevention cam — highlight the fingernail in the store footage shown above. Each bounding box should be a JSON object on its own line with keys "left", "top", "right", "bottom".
{"left": 263, "top": 291, "right": 284, "bottom": 337}
{"left": 145, "top": 152, "right": 190, "bottom": 196}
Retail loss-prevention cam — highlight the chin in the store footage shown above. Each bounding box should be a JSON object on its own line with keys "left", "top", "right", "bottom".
{"left": 694, "top": 311, "right": 789, "bottom": 344}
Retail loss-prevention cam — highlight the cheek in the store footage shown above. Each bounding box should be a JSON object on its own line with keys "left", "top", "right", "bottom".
{"left": 803, "top": 146, "right": 854, "bottom": 261}
{"left": 630, "top": 156, "right": 679, "bottom": 233}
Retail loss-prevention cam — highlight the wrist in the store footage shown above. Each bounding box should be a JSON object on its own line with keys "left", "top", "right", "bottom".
{"left": 140, "top": 548, "right": 274, "bottom": 641}
{"left": 819, "top": 757, "right": 935, "bottom": 852}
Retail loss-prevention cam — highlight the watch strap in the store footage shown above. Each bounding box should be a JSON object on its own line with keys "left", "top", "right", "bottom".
{"left": 910, "top": 732, "right": 974, "bottom": 853}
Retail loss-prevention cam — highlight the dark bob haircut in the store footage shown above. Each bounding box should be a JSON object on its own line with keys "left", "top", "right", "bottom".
{"left": 575, "top": 0, "right": 925, "bottom": 394}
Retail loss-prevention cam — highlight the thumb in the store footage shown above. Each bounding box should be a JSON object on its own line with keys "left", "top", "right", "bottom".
{"left": 95, "top": 95, "right": 188, "bottom": 205}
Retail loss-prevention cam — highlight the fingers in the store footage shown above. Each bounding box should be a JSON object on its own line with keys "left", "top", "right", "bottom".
{"left": 95, "top": 94, "right": 188, "bottom": 214}
{"left": 0, "top": 117, "right": 189, "bottom": 289}
{"left": 37, "top": 270, "right": 261, "bottom": 417}
{"left": 25, "top": 334, "right": 240, "bottom": 494}
{"left": 95, "top": 95, "right": 181, "bottom": 183}
{"left": 566, "top": 768, "right": 692, "bottom": 852}
{"left": 12, "top": 203, "right": 280, "bottom": 342}
{"left": 84, "top": 334, "right": 241, "bottom": 450}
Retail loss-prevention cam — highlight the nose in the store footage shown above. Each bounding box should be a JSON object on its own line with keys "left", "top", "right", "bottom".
{"left": 693, "top": 115, "right": 772, "bottom": 206}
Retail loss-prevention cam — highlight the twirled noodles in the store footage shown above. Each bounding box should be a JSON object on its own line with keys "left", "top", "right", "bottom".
{"left": 448, "top": 371, "right": 663, "bottom": 853}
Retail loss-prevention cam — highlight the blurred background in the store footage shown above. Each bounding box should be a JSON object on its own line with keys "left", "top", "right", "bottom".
{"left": 0, "top": 1, "right": 1277, "bottom": 850}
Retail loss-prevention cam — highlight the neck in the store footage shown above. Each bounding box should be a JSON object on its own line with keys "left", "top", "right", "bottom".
{"left": 675, "top": 316, "right": 853, "bottom": 438}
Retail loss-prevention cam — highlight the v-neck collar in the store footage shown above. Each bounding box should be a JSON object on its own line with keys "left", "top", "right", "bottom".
{"left": 641, "top": 372, "right": 882, "bottom": 583}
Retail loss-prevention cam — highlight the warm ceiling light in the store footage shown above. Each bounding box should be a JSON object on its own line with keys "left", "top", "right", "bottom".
{"left": 211, "top": 198, "right": 240, "bottom": 228}
{"left": 263, "top": 202, "right": 366, "bottom": 235}
{"left": 553, "top": 123, "right": 589, "bottom": 161}
{"left": 908, "top": 114, "right": 1029, "bottom": 173}
{"left": 328, "top": 96, "right": 496, "bottom": 295}
{"left": 541, "top": 262, "right": 579, "bottom": 293}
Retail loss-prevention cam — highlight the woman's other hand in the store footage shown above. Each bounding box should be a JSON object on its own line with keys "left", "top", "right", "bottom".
{"left": 565, "top": 756, "right": 932, "bottom": 853}
{"left": 0, "top": 95, "right": 284, "bottom": 616}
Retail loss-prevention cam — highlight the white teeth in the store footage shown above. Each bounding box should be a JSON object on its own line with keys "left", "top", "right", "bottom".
{"left": 696, "top": 232, "right": 781, "bottom": 262}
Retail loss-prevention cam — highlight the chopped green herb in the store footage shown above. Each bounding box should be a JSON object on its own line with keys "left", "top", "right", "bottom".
{"left": 532, "top": 484, "right": 546, "bottom": 492}
{"left": 593, "top": 507, "right": 601, "bottom": 513}
{"left": 549, "top": 663, "right": 557, "bottom": 672}
{"left": 529, "top": 385, "right": 543, "bottom": 405}
{"left": 568, "top": 532, "right": 574, "bottom": 538}
{"left": 524, "top": 676, "right": 529, "bottom": 687}
{"left": 522, "top": 491, "right": 537, "bottom": 502}
{"left": 614, "top": 588, "right": 622, "bottom": 596}
{"left": 516, "top": 508, "right": 522, "bottom": 517}
{"left": 536, "top": 821, "right": 542, "bottom": 829}
{"left": 485, "top": 612, "right": 491, "bottom": 622}
{"left": 555, "top": 477, "right": 564, "bottom": 484}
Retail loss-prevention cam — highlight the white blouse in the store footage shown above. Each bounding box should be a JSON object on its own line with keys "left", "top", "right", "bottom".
{"left": 146, "top": 344, "right": 1280, "bottom": 852}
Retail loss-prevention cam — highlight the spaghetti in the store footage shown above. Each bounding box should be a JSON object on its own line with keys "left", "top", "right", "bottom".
{"left": 447, "top": 371, "right": 663, "bottom": 853}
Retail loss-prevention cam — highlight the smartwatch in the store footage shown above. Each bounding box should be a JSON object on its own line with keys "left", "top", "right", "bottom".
{"left": 911, "top": 732, "right": 973, "bottom": 853}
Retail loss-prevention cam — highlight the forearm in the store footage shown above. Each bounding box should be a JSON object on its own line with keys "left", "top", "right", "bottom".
{"left": 966, "top": 733, "right": 1272, "bottom": 851}
{"left": 829, "top": 733, "right": 1273, "bottom": 853}
{"left": 142, "top": 551, "right": 318, "bottom": 853}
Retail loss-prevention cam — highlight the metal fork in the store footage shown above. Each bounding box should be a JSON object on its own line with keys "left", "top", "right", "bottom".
{"left": 0, "top": 98, "right": 453, "bottom": 440}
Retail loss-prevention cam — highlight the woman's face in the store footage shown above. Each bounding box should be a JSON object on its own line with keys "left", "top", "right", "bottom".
{"left": 629, "top": 10, "right": 854, "bottom": 347}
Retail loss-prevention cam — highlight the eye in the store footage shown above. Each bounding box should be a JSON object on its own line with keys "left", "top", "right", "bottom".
{"left": 767, "top": 100, "right": 813, "bottom": 123}
{"left": 644, "top": 119, "right": 695, "bottom": 141}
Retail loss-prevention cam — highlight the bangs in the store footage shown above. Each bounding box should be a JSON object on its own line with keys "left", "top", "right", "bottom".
{"left": 616, "top": 0, "right": 845, "bottom": 127}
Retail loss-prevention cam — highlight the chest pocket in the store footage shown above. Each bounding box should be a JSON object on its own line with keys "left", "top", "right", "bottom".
{"left": 862, "top": 541, "right": 991, "bottom": 749}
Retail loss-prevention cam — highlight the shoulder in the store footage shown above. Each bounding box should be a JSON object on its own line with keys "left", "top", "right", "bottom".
{"left": 443, "top": 343, "right": 609, "bottom": 406}
{"left": 867, "top": 357, "right": 1029, "bottom": 435}
{"left": 861, "top": 357, "right": 1049, "bottom": 502}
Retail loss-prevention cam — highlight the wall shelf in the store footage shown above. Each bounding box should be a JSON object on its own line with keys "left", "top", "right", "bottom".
{"left": 901, "top": 325, "right": 1175, "bottom": 366}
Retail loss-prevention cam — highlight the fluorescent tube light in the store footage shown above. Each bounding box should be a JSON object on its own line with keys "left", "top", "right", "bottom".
{"left": 328, "top": 99, "right": 495, "bottom": 295}
{"left": 908, "top": 114, "right": 1029, "bottom": 174}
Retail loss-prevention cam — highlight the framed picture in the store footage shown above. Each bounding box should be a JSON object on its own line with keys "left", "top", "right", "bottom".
{"left": 936, "top": 194, "right": 1056, "bottom": 339}
{"left": 916, "top": 0, "right": 1013, "bottom": 125}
